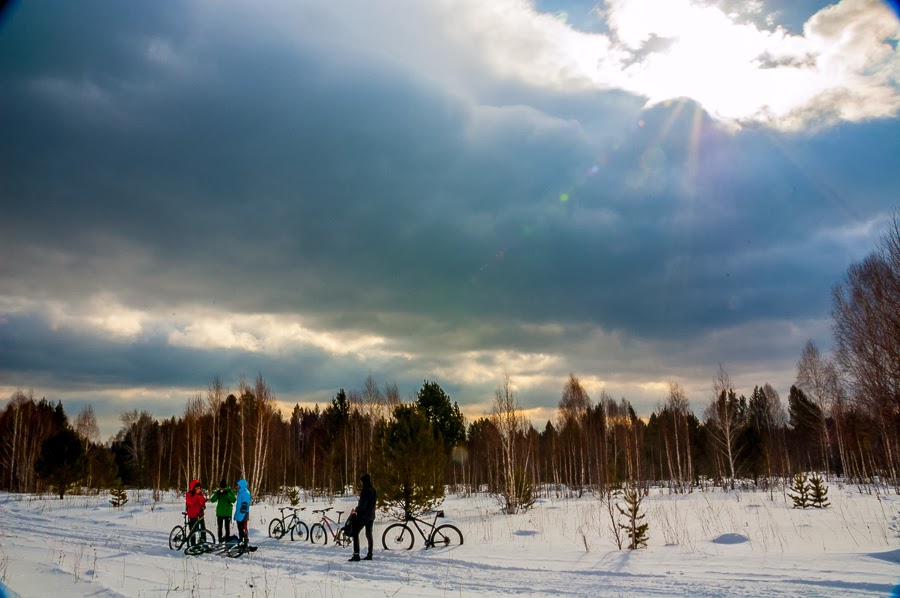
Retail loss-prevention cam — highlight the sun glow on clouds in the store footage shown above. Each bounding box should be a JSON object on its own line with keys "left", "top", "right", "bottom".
{"left": 166, "top": 312, "right": 411, "bottom": 358}
{"left": 431, "top": 349, "right": 563, "bottom": 386}
{"left": 608, "top": 0, "right": 899, "bottom": 126}
{"left": 462, "top": 0, "right": 899, "bottom": 129}
{"left": 2, "top": 295, "right": 410, "bottom": 360}
{"left": 42, "top": 295, "right": 145, "bottom": 339}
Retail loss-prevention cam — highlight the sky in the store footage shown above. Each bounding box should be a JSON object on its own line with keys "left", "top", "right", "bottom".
{"left": 1, "top": 0, "right": 899, "bottom": 438}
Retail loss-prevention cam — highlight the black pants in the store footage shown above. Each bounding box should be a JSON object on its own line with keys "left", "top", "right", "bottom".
{"left": 352, "top": 519, "right": 373, "bottom": 556}
{"left": 217, "top": 516, "right": 232, "bottom": 542}
{"left": 187, "top": 516, "right": 206, "bottom": 545}
{"left": 237, "top": 518, "right": 248, "bottom": 544}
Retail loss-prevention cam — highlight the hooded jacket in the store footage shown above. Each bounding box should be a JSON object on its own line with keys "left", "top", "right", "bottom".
{"left": 185, "top": 479, "right": 207, "bottom": 518}
{"left": 355, "top": 474, "right": 376, "bottom": 523}
{"left": 210, "top": 485, "right": 237, "bottom": 518}
{"left": 233, "top": 479, "right": 251, "bottom": 522}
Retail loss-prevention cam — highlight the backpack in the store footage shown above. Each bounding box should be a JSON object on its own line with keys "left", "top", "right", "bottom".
{"left": 342, "top": 512, "right": 357, "bottom": 535}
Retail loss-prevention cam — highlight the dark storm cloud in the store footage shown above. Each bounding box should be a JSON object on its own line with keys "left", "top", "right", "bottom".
{"left": 1, "top": 0, "right": 897, "bottom": 425}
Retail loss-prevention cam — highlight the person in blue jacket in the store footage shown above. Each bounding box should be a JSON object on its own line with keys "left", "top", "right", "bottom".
{"left": 233, "top": 478, "right": 253, "bottom": 548}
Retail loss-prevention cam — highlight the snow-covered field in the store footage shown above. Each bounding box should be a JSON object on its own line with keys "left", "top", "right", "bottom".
{"left": 1, "top": 484, "right": 898, "bottom": 597}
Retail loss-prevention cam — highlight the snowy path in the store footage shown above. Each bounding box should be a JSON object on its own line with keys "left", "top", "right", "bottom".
{"left": 1, "top": 490, "right": 898, "bottom": 597}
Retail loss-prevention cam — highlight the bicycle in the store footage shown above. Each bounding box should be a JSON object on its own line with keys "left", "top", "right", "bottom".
{"left": 268, "top": 506, "right": 310, "bottom": 541}
{"left": 309, "top": 507, "right": 351, "bottom": 546}
{"left": 381, "top": 510, "right": 463, "bottom": 550}
{"left": 168, "top": 511, "right": 216, "bottom": 553}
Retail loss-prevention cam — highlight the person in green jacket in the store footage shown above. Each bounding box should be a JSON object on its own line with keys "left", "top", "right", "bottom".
{"left": 209, "top": 479, "right": 237, "bottom": 543}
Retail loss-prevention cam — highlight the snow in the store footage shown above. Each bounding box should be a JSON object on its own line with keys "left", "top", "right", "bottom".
{"left": 0, "top": 484, "right": 898, "bottom": 597}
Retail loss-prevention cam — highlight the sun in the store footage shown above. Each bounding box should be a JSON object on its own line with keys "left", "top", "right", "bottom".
{"left": 606, "top": 0, "right": 825, "bottom": 123}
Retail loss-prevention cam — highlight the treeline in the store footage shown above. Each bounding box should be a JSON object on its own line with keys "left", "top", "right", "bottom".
{"left": 1, "top": 213, "right": 897, "bottom": 502}
{"left": 1, "top": 364, "right": 895, "bottom": 502}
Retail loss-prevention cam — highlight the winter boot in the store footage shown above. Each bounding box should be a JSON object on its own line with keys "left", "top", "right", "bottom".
{"left": 348, "top": 553, "right": 360, "bottom": 562}
{"left": 363, "top": 553, "right": 372, "bottom": 560}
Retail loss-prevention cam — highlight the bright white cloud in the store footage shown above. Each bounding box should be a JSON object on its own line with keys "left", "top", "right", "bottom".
{"left": 166, "top": 311, "right": 412, "bottom": 359}
{"left": 430, "top": 349, "right": 563, "bottom": 386}
{"left": 438, "top": 0, "right": 900, "bottom": 129}
{"left": 187, "top": 0, "right": 898, "bottom": 130}
{"left": 45, "top": 295, "right": 145, "bottom": 339}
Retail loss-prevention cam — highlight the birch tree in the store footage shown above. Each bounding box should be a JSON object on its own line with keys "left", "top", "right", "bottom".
{"left": 491, "top": 374, "right": 532, "bottom": 513}
{"left": 704, "top": 365, "right": 745, "bottom": 487}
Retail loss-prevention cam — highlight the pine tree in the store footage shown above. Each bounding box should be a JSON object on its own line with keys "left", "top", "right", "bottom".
{"left": 788, "top": 470, "right": 810, "bottom": 509}
{"left": 109, "top": 480, "right": 129, "bottom": 508}
{"left": 371, "top": 404, "right": 446, "bottom": 520}
{"left": 286, "top": 486, "right": 300, "bottom": 506}
{"left": 35, "top": 426, "right": 85, "bottom": 498}
{"left": 808, "top": 472, "right": 831, "bottom": 508}
{"left": 616, "top": 483, "right": 649, "bottom": 549}
{"left": 415, "top": 381, "right": 466, "bottom": 453}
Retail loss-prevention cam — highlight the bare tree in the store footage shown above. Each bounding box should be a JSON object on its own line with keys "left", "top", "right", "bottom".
{"left": 558, "top": 373, "right": 591, "bottom": 493}
{"left": 664, "top": 382, "right": 692, "bottom": 491}
{"left": 206, "top": 376, "right": 228, "bottom": 484}
{"left": 704, "top": 365, "right": 745, "bottom": 487}
{"left": 118, "top": 409, "right": 155, "bottom": 488}
{"left": 250, "top": 373, "right": 277, "bottom": 492}
{"left": 491, "top": 374, "right": 532, "bottom": 513}
{"left": 74, "top": 405, "right": 101, "bottom": 445}
{"left": 183, "top": 394, "right": 204, "bottom": 487}
{"left": 2, "top": 390, "right": 50, "bottom": 492}
{"left": 761, "top": 383, "right": 789, "bottom": 478}
{"left": 832, "top": 210, "right": 900, "bottom": 488}
{"left": 795, "top": 340, "right": 842, "bottom": 473}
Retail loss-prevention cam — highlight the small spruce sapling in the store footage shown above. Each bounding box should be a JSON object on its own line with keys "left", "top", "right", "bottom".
{"left": 286, "top": 486, "right": 300, "bottom": 507}
{"left": 109, "top": 480, "right": 128, "bottom": 508}
{"left": 808, "top": 472, "right": 830, "bottom": 508}
{"left": 788, "top": 470, "right": 810, "bottom": 509}
{"left": 616, "top": 483, "right": 649, "bottom": 549}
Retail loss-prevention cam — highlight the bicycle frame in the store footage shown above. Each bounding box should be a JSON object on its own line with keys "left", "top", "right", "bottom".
{"left": 404, "top": 511, "right": 444, "bottom": 544}
{"left": 183, "top": 512, "right": 208, "bottom": 537}
{"left": 279, "top": 506, "right": 306, "bottom": 529}
{"left": 381, "top": 509, "right": 462, "bottom": 550}
{"left": 169, "top": 511, "right": 213, "bottom": 552}
{"left": 310, "top": 507, "right": 350, "bottom": 546}
{"left": 270, "top": 506, "right": 308, "bottom": 540}
{"left": 318, "top": 510, "right": 343, "bottom": 539}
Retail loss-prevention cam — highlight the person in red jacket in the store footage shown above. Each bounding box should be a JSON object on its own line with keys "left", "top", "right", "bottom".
{"left": 185, "top": 479, "right": 207, "bottom": 544}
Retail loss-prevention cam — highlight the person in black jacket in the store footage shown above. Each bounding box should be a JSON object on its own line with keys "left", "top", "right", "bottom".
{"left": 348, "top": 473, "right": 376, "bottom": 561}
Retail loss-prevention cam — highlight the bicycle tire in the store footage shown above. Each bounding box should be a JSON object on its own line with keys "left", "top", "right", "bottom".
{"left": 269, "top": 519, "right": 285, "bottom": 539}
{"left": 184, "top": 529, "right": 216, "bottom": 555}
{"left": 309, "top": 523, "right": 328, "bottom": 544}
{"left": 290, "top": 521, "right": 309, "bottom": 542}
{"left": 336, "top": 527, "right": 352, "bottom": 547}
{"left": 381, "top": 523, "right": 414, "bottom": 550}
{"left": 168, "top": 526, "right": 186, "bottom": 551}
{"left": 429, "top": 524, "right": 463, "bottom": 548}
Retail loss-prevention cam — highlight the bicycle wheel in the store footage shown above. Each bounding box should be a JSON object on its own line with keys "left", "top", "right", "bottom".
{"left": 269, "top": 519, "right": 285, "bottom": 539}
{"left": 184, "top": 529, "right": 216, "bottom": 555}
{"left": 168, "top": 526, "right": 186, "bottom": 551}
{"left": 381, "top": 523, "right": 414, "bottom": 550}
{"left": 309, "top": 523, "right": 328, "bottom": 544}
{"left": 429, "top": 524, "right": 463, "bottom": 548}
{"left": 336, "top": 527, "right": 352, "bottom": 547}
{"left": 290, "top": 521, "right": 309, "bottom": 542}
